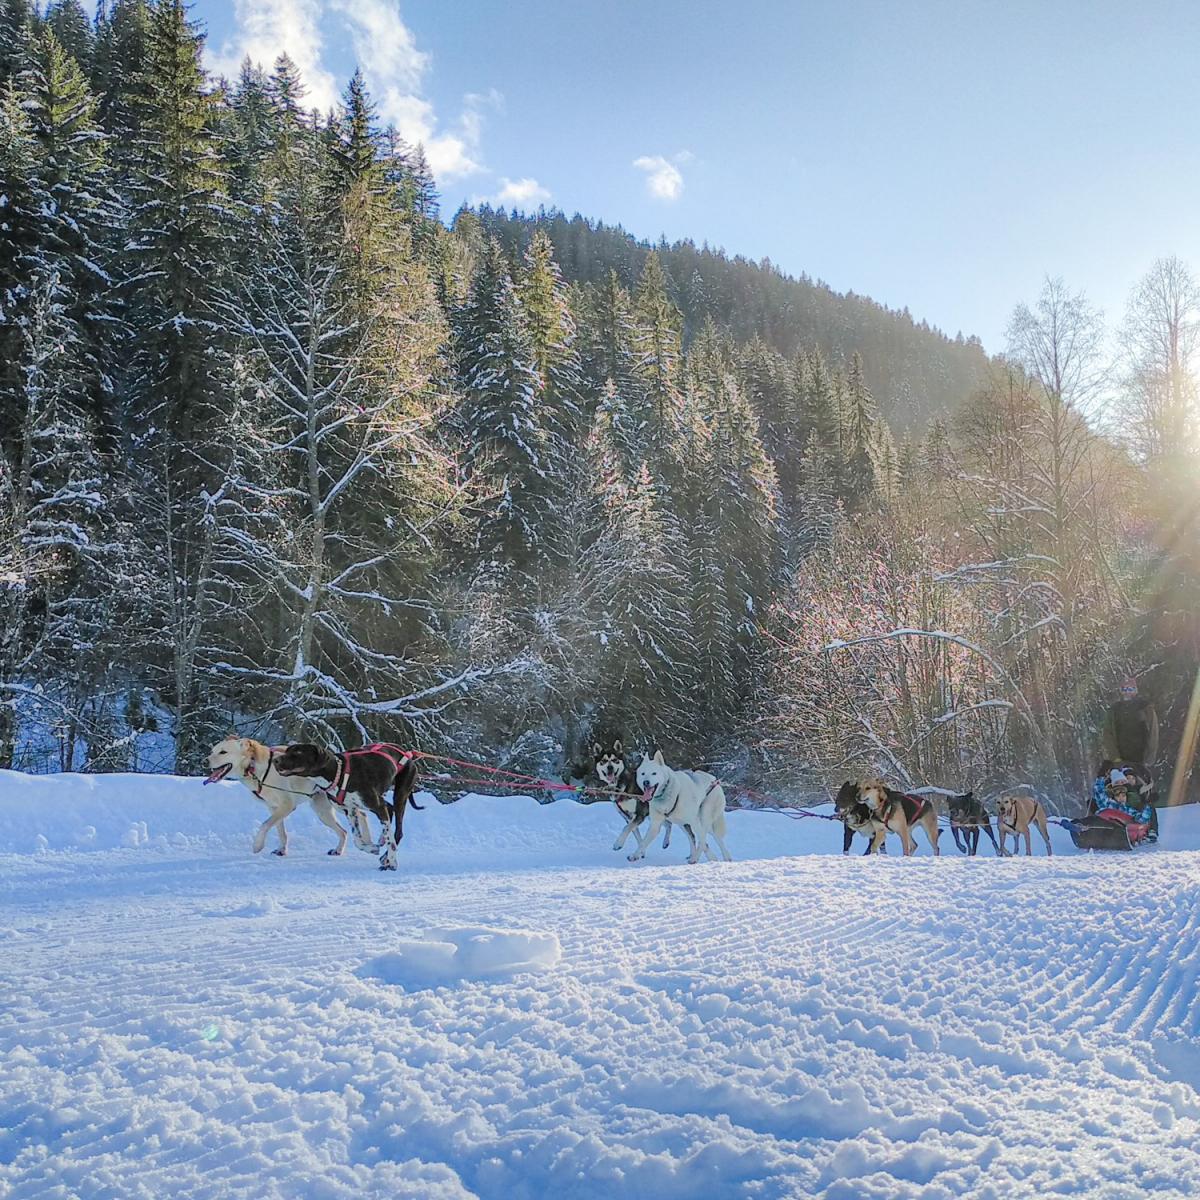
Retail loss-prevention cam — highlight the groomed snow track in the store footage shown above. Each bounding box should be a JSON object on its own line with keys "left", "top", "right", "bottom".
{"left": 3, "top": 770, "right": 1200, "bottom": 1199}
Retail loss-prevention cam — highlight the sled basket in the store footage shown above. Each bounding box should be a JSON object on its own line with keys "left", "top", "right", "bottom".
{"left": 1068, "top": 810, "right": 1150, "bottom": 852}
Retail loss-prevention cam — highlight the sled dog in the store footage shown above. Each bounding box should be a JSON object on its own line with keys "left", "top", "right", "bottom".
{"left": 946, "top": 791, "right": 1000, "bottom": 856}
{"left": 629, "top": 750, "right": 731, "bottom": 864}
{"left": 205, "top": 736, "right": 348, "bottom": 857}
{"left": 833, "top": 780, "right": 882, "bottom": 855}
{"left": 274, "top": 742, "right": 422, "bottom": 871}
{"left": 592, "top": 739, "right": 687, "bottom": 855}
{"left": 996, "top": 793, "right": 1052, "bottom": 857}
{"left": 859, "top": 779, "right": 941, "bottom": 856}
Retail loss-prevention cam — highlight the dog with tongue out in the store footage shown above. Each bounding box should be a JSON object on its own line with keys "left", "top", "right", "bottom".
{"left": 625, "top": 750, "right": 733, "bottom": 865}
{"left": 204, "top": 735, "right": 349, "bottom": 858}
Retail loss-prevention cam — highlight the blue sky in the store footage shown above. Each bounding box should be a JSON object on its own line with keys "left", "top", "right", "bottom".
{"left": 196, "top": 0, "right": 1200, "bottom": 352}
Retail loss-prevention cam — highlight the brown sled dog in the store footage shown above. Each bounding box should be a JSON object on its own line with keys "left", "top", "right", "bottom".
{"left": 833, "top": 780, "right": 883, "bottom": 855}
{"left": 859, "top": 779, "right": 941, "bottom": 856}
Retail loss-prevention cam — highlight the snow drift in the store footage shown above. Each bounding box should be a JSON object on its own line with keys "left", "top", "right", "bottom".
{"left": 359, "top": 926, "right": 563, "bottom": 987}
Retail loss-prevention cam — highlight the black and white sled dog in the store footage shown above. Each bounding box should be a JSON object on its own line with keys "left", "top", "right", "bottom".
{"left": 274, "top": 742, "right": 422, "bottom": 871}
{"left": 591, "top": 739, "right": 686, "bottom": 855}
{"left": 946, "top": 791, "right": 1000, "bottom": 856}
{"left": 629, "top": 750, "right": 731, "bottom": 864}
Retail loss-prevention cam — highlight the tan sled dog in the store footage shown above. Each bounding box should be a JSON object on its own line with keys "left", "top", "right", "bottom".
{"left": 205, "top": 736, "right": 349, "bottom": 857}
{"left": 996, "top": 793, "right": 1052, "bottom": 857}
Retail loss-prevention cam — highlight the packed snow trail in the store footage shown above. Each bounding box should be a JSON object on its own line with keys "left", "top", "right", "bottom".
{"left": 3, "top": 772, "right": 1200, "bottom": 1198}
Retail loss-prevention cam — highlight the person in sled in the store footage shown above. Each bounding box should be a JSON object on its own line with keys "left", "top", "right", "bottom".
{"left": 1093, "top": 765, "right": 1155, "bottom": 826}
{"left": 1098, "top": 677, "right": 1160, "bottom": 842}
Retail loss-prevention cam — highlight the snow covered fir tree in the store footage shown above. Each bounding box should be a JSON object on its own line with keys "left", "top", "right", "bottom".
{"left": 2, "top": 0, "right": 1198, "bottom": 806}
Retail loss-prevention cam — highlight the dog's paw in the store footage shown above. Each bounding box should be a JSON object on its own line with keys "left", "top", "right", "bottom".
{"left": 252, "top": 843, "right": 265, "bottom": 855}
{"left": 627, "top": 852, "right": 642, "bottom": 863}
{"left": 327, "top": 847, "right": 344, "bottom": 856}
{"left": 272, "top": 848, "right": 287, "bottom": 857}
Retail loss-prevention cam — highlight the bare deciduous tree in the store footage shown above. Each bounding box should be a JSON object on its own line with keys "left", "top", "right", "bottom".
{"left": 1118, "top": 255, "right": 1200, "bottom": 462}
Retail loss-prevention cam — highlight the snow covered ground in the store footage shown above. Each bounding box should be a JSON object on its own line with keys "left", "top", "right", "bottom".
{"left": 4, "top": 770, "right": 1200, "bottom": 1199}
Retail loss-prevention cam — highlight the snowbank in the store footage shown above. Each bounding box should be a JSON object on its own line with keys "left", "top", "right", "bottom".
{"left": 5, "top": 767, "right": 1200, "bottom": 865}
{"left": 0, "top": 767, "right": 841, "bottom": 864}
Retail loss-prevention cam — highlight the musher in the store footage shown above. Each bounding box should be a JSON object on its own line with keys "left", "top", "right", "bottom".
{"left": 1098, "top": 677, "right": 1160, "bottom": 842}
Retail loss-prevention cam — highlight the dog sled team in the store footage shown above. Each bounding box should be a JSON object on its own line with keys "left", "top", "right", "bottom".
{"left": 834, "top": 675, "right": 1161, "bottom": 857}
{"left": 205, "top": 673, "right": 1160, "bottom": 869}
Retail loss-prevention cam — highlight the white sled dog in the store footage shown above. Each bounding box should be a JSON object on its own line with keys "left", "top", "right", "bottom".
{"left": 205, "top": 736, "right": 349, "bottom": 857}
{"left": 629, "top": 750, "right": 732, "bottom": 864}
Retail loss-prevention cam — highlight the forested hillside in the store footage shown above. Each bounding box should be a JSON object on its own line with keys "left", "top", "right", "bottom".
{"left": 2, "top": 0, "right": 1197, "bottom": 803}
{"left": 469, "top": 207, "right": 992, "bottom": 430}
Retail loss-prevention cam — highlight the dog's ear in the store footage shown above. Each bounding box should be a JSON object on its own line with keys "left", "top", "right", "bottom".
{"left": 653, "top": 749, "right": 664, "bottom": 764}
{"left": 613, "top": 738, "right": 622, "bottom": 754}
{"left": 592, "top": 742, "right": 602, "bottom": 757}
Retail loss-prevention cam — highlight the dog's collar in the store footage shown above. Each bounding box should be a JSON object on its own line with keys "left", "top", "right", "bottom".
{"left": 326, "top": 754, "right": 349, "bottom": 807}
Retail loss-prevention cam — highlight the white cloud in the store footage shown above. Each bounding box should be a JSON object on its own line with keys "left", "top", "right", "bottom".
{"left": 332, "top": 0, "right": 491, "bottom": 178}
{"left": 426, "top": 89, "right": 503, "bottom": 180}
{"left": 329, "top": 0, "right": 427, "bottom": 90}
{"left": 207, "top": 0, "right": 498, "bottom": 181}
{"left": 209, "top": 0, "right": 339, "bottom": 112}
{"left": 633, "top": 153, "right": 686, "bottom": 201}
{"left": 477, "top": 177, "right": 552, "bottom": 209}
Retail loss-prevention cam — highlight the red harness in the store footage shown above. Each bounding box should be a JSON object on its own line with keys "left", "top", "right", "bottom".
{"left": 881, "top": 792, "right": 926, "bottom": 823}
{"left": 325, "top": 743, "right": 412, "bottom": 808}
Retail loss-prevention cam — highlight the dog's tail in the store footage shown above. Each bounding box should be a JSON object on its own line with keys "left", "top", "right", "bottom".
{"left": 396, "top": 758, "right": 422, "bottom": 809}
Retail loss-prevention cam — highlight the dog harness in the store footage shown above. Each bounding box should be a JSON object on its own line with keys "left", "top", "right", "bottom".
{"left": 653, "top": 776, "right": 720, "bottom": 821}
{"left": 324, "top": 743, "right": 413, "bottom": 808}
{"left": 879, "top": 791, "right": 927, "bottom": 824}
{"left": 243, "top": 748, "right": 276, "bottom": 799}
